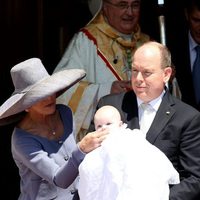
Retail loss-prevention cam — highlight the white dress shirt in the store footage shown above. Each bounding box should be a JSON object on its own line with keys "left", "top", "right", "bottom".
{"left": 137, "top": 91, "right": 165, "bottom": 137}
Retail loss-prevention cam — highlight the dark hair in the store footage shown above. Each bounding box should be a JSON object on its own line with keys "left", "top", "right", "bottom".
{"left": 185, "top": 0, "right": 200, "bottom": 13}
{"left": 0, "top": 111, "right": 26, "bottom": 126}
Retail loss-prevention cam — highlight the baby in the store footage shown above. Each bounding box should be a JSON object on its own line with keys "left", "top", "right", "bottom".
{"left": 94, "top": 105, "right": 123, "bottom": 131}
{"left": 78, "top": 105, "right": 180, "bottom": 200}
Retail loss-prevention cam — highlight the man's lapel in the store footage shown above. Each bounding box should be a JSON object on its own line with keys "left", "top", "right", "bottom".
{"left": 146, "top": 91, "right": 176, "bottom": 143}
{"left": 122, "top": 91, "right": 140, "bottom": 129}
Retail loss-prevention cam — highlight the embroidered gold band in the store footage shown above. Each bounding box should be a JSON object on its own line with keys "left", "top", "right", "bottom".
{"left": 68, "top": 81, "right": 90, "bottom": 114}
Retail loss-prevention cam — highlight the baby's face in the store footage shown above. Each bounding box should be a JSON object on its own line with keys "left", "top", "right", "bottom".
{"left": 95, "top": 117, "right": 121, "bottom": 131}
{"left": 94, "top": 106, "right": 122, "bottom": 131}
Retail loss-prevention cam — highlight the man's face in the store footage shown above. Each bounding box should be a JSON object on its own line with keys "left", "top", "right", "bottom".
{"left": 131, "top": 45, "right": 172, "bottom": 102}
{"left": 187, "top": 8, "right": 200, "bottom": 44}
{"left": 103, "top": 0, "right": 140, "bottom": 34}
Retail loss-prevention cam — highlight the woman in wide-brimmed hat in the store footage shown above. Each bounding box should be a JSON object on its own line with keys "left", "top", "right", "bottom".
{"left": 0, "top": 58, "right": 108, "bottom": 200}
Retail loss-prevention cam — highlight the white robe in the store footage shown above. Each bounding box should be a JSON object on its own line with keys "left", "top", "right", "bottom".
{"left": 54, "top": 32, "right": 116, "bottom": 136}
{"left": 78, "top": 128, "right": 180, "bottom": 200}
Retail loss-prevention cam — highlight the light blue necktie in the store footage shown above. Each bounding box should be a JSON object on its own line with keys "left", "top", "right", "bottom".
{"left": 193, "top": 45, "right": 200, "bottom": 104}
{"left": 140, "top": 103, "right": 154, "bottom": 136}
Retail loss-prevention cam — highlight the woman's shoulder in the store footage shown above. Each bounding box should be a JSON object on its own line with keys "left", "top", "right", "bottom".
{"left": 56, "top": 104, "right": 72, "bottom": 114}
{"left": 56, "top": 104, "right": 73, "bottom": 128}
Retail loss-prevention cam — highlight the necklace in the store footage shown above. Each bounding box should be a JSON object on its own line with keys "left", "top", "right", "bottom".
{"left": 19, "top": 110, "right": 60, "bottom": 138}
{"left": 52, "top": 129, "right": 56, "bottom": 135}
{"left": 47, "top": 111, "right": 59, "bottom": 136}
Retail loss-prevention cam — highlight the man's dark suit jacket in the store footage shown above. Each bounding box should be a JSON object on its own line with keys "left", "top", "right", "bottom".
{"left": 94, "top": 90, "right": 200, "bottom": 200}
{"left": 168, "top": 26, "right": 200, "bottom": 111}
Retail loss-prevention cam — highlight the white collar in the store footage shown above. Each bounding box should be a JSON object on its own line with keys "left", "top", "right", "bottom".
{"left": 137, "top": 90, "right": 165, "bottom": 111}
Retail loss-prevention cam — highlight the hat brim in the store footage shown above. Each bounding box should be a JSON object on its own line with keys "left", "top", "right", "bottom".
{"left": 0, "top": 69, "right": 86, "bottom": 122}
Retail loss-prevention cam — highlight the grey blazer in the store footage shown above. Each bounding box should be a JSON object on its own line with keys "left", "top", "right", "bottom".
{"left": 96, "top": 90, "right": 200, "bottom": 200}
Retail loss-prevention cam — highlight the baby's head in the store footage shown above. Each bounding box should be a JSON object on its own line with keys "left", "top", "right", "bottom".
{"left": 94, "top": 105, "right": 123, "bottom": 131}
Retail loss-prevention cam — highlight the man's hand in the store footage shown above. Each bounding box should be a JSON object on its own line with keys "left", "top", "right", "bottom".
{"left": 111, "top": 80, "right": 132, "bottom": 94}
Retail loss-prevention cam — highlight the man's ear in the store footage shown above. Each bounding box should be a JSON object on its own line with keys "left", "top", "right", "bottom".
{"left": 164, "top": 66, "right": 173, "bottom": 84}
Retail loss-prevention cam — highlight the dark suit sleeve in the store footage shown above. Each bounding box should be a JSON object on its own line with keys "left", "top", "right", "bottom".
{"left": 168, "top": 112, "right": 200, "bottom": 200}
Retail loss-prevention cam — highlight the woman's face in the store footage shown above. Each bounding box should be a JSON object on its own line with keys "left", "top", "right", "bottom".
{"left": 28, "top": 94, "right": 57, "bottom": 115}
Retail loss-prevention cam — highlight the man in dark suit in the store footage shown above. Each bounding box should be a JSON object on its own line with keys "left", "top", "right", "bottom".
{"left": 168, "top": 0, "right": 200, "bottom": 111}
{"left": 94, "top": 41, "right": 200, "bottom": 199}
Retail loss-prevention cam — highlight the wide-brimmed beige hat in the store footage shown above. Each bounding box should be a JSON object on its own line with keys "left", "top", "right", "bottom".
{"left": 0, "top": 58, "right": 86, "bottom": 124}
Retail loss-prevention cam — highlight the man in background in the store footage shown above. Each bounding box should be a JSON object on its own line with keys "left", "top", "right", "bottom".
{"left": 168, "top": 0, "right": 200, "bottom": 110}
{"left": 53, "top": 0, "right": 150, "bottom": 140}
